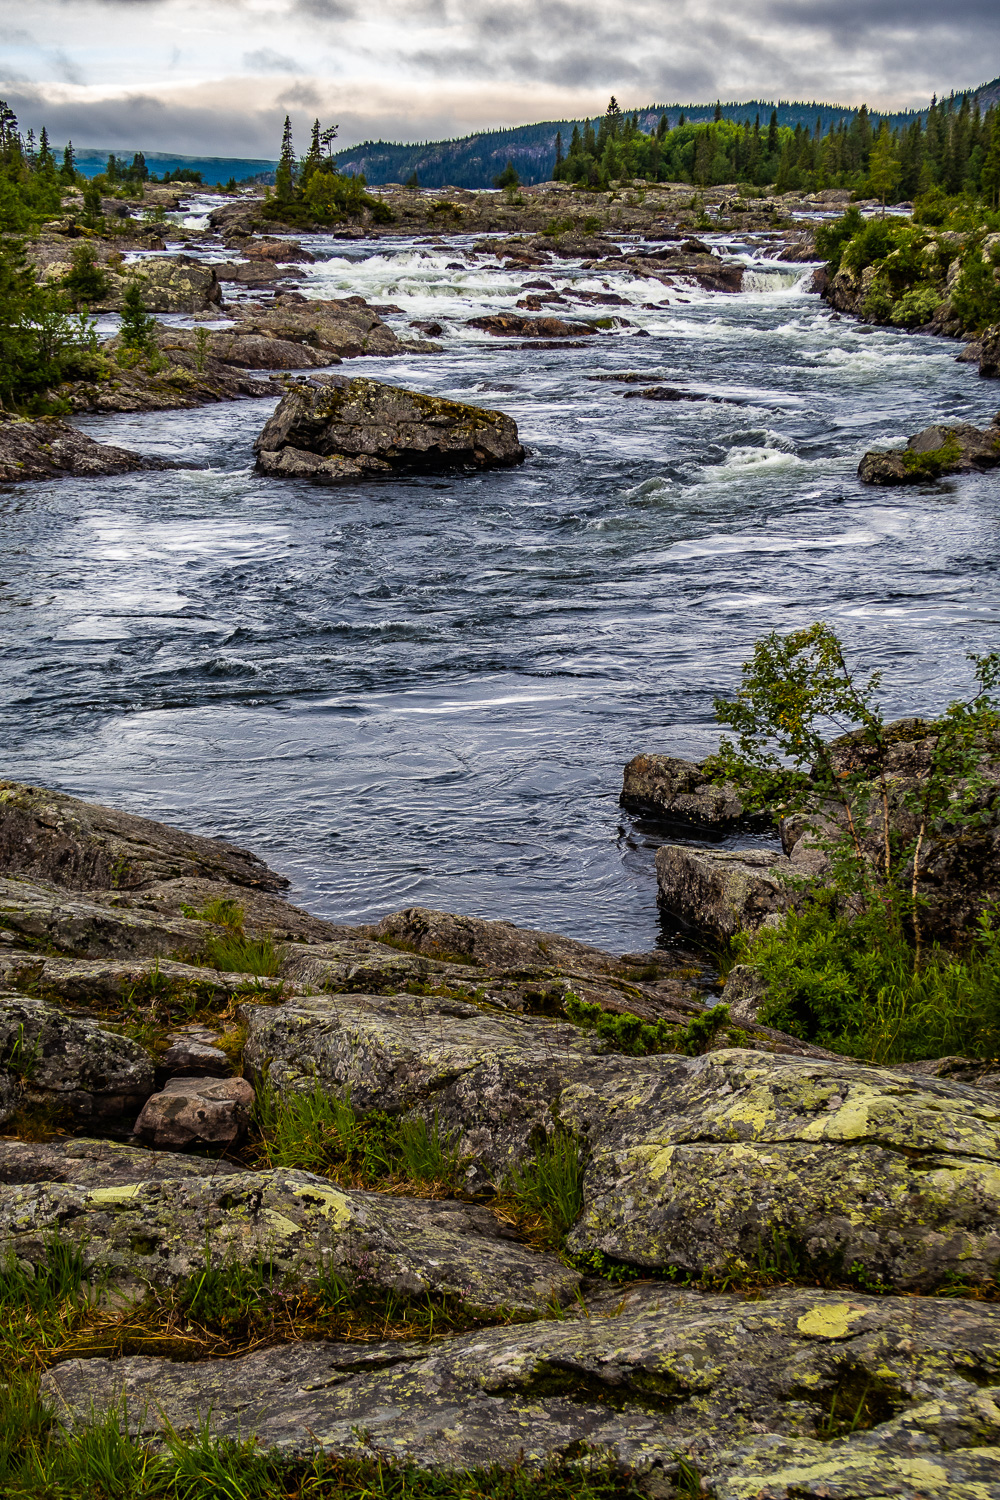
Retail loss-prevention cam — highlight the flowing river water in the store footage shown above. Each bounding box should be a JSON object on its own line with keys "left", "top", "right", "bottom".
{"left": 3, "top": 205, "right": 1000, "bottom": 949}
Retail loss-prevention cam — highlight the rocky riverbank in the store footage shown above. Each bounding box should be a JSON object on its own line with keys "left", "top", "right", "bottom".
{"left": 3, "top": 779, "right": 1000, "bottom": 1495}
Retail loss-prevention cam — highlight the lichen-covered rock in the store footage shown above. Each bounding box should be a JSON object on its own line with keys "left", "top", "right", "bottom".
{"left": 233, "top": 295, "right": 433, "bottom": 359}
{"left": 859, "top": 417, "right": 1000, "bottom": 484}
{"left": 0, "top": 1136, "right": 241, "bottom": 1187}
{"left": 468, "top": 312, "right": 597, "bottom": 338}
{"left": 0, "top": 779, "right": 288, "bottom": 893}
{"left": 0, "top": 876, "right": 209, "bottom": 960}
{"left": 655, "top": 845, "right": 796, "bottom": 939}
{"left": 1, "top": 1167, "right": 579, "bottom": 1311}
{"left": 371, "top": 905, "right": 616, "bottom": 971}
{"left": 0, "top": 416, "right": 148, "bottom": 484}
{"left": 253, "top": 375, "right": 524, "bottom": 482}
{"left": 41, "top": 1285, "right": 1000, "bottom": 1495}
{"left": 620, "top": 754, "right": 744, "bottom": 826}
{"left": 0, "top": 992, "right": 155, "bottom": 1117}
{"left": 100, "top": 258, "right": 222, "bottom": 313}
{"left": 241, "top": 989, "right": 605, "bottom": 1188}
{"left": 133, "top": 1075, "right": 254, "bottom": 1148}
{"left": 561, "top": 1048, "right": 1000, "bottom": 1289}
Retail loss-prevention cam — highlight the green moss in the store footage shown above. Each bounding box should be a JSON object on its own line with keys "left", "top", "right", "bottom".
{"left": 901, "top": 434, "right": 964, "bottom": 478}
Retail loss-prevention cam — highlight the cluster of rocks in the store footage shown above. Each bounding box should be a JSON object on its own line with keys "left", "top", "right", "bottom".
{"left": 623, "top": 718, "right": 1000, "bottom": 954}
{"left": 2, "top": 780, "right": 1000, "bottom": 1493}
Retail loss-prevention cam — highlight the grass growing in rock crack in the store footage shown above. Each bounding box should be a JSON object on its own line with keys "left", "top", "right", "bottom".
{"left": 0, "top": 1244, "right": 635, "bottom": 1500}
{"left": 495, "top": 1128, "right": 586, "bottom": 1251}
{"left": 251, "top": 1079, "right": 466, "bottom": 1195}
{"left": 180, "top": 898, "right": 287, "bottom": 978}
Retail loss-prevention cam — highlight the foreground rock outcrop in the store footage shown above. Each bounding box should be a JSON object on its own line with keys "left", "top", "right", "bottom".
{"left": 3, "top": 781, "right": 1000, "bottom": 1495}
{"left": 621, "top": 753, "right": 745, "bottom": 827}
{"left": 859, "top": 414, "right": 1000, "bottom": 484}
{"left": 0, "top": 416, "right": 149, "bottom": 484}
{"left": 43, "top": 1286, "right": 1000, "bottom": 1496}
{"left": 254, "top": 375, "right": 525, "bottom": 482}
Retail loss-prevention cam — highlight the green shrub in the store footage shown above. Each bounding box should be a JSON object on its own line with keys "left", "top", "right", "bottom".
{"left": 889, "top": 282, "right": 943, "bottom": 327}
{"left": 564, "top": 993, "right": 730, "bottom": 1056}
{"left": 62, "top": 243, "right": 109, "bottom": 307}
{"left": 745, "top": 899, "right": 1000, "bottom": 1064}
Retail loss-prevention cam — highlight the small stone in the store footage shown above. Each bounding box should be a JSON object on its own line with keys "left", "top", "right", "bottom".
{"left": 161, "top": 1033, "right": 231, "bottom": 1076}
{"left": 133, "top": 1075, "right": 255, "bottom": 1148}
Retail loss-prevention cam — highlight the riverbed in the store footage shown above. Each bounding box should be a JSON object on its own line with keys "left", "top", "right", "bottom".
{"left": 3, "top": 217, "right": 999, "bottom": 949}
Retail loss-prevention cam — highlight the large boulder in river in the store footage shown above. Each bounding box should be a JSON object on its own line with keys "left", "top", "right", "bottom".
{"left": 621, "top": 753, "right": 745, "bottom": 827}
{"left": 254, "top": 375, "right": 525, "bottom": 483}
{"left": 859, "top": 416, "right": 1000, "bottom": 484}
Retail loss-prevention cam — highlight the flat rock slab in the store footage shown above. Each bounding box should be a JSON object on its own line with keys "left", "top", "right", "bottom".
{"left": 1, "top": 1166, "right": 578, "bottom": 1311}
{"left": 241, "top": 989, "right": 607, "bottom": 1187}
{"left": 0, "top": 417, "right": 148, "bottom": 484}
{"left": 0, "top": 875, "right": 208, "bottom": 961}
{"left": 0, "top": 780, "right": 287, "bottom": 894}
{"left": 133, "top": 1075, "right": 254, "bottom": 1147}
{"left": 254, "top": 375, "right": 524, "bottom": 482}
{"left": 0, "top": 991, "right": 154, "bottom": 1121}
{"left": 561, "top": 1048, "right": 1000, "bottom": 1289}
{"left": 0, "top": 1137, "right": 241, "bottom": 1187}
{"left": 42, "top": 1286, "right": 1000, "bottom": 1496}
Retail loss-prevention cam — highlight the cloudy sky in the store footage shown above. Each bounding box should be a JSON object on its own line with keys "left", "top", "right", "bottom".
{"left": 1, "top": 0, "right": 998, "bottom": 159}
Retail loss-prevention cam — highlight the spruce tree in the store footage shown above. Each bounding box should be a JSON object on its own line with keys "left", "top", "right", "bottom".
{"left": 59, "top": 140, "right": 76, "bottom": 183}
{"left": 554, "top": 130, "right": 563, "bottom": 171}
{"left": 118, "top": 279, "right": 158, "bottom": 355}
{"left": 868, "top": 121, "right": 900, "bottom": 212}
{"left": 275, "top": 115, "right": 296, "bottom": 203}
{"left": 767, "top": 110, "right": 779, "bottom": 157}
{"left": 300, "top": 119, "right": 322, "bottom": 188}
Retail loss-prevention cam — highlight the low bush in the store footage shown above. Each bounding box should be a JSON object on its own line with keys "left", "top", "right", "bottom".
{"left": 742, "top": 898, "right": 1000, "bottom": 1064}
{"left": 564, "top": 994, "right": 731, "bottom": 1056}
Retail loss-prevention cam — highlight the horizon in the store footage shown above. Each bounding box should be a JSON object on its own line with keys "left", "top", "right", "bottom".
{"left": 1, "top": 0, "right": 999, "bottom": 158}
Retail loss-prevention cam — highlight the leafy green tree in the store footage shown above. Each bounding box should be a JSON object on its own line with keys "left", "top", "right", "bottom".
{"left": 868, "top": 121, "right": 901, "bottom": 212}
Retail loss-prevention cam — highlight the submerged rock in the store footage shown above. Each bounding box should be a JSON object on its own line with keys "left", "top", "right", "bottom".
{"left": 254, "top": 375, "right": 524, "bottom": 483}
{"left": 859, "top": 416, "right": 1000, "bottom": 484}
{"left": 467, "top": 312, "right": 597, "bottom": 338}
{"left": 0, "top": 416, "right": 148, "bottom": 484}
{"left": 42, "top": 1285, "right": 1000, "bottom": 1494}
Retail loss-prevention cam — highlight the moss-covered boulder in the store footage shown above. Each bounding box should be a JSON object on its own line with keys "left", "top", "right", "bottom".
{"left": 859, "top": 416, "right": 1000, "bottom": 484}
{"left": 254, "top": 375, "right": 524, "bottom": 482}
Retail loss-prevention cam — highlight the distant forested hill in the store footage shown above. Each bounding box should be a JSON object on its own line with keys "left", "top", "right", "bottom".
{"left": 68, "top": 150, "right": 277, "bottom": 183}
{"left": 332, "top": 77, "right": 1000, "bottom": 188}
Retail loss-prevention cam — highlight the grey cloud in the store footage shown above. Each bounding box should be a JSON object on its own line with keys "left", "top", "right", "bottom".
{"left": 244, "top": 47, "right": 303, "bottom": 73}
{"left": 50, "top": 48, "right": 86, "bottom": 84}
{"left": 277, "top": 80, "right": 322, "bottom": 108}
{"left": 292, "top": 0, "right": 357, "bottom": 18}
{"left": 1, "top": 26, "right": 37, "bottom": 44}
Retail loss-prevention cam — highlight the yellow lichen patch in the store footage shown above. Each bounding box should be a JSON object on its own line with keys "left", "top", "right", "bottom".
{"left": 796, "top": 1303, "right": 867, "bottom": 1339}
{"left": 87, "top": 1184, "right": 146, "bottom": 1205}
{"left": 290, "top": 1183, "right": 353, "bottom": 1229}
{"left": 262, "top": 1207, "right": 303, "bottom": 1238}
{"left": 798, "top": 1091, "right": 878, "bottom": 1143}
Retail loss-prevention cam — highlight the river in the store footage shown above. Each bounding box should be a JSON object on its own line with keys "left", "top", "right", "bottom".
{"left": 3, "top": 208, "right": 999, "bottom": 950}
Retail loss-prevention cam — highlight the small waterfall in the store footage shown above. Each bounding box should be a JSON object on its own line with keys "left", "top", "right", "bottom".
{"left": 741, "top": 268, "right": 810, "bottom": 294}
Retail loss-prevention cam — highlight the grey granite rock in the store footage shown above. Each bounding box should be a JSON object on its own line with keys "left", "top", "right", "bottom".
{"left": 133, "top": 1075, "right": 254, "bottom": 1148}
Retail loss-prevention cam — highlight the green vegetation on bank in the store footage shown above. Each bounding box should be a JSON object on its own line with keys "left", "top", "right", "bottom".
{"left": 715, "top": 624, "right": 1000, "bottom": 1062}
{"left": 815, "top": 194, "right": 1000, "bottom": 332}
{"left": 553, "top": 89, "right": 1000, "bottom": 195}
{"left": 263, "top": 115, "right": 394, "bottom": 227}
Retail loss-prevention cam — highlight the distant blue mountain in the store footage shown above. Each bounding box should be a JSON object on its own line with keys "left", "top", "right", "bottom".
{"left": 66, "top": 150, "right": 277, "bottom": 184}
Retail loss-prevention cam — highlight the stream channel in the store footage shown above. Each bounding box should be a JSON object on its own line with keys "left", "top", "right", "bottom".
{"left": 3, "top": 203, "right": 1000, "bottom": 950}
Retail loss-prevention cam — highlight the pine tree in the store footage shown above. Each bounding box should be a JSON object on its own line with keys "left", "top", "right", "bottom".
{"left": 275, "top": 115, "right": 296, "bottom": 203}
{"left": 37, "top": 127, "right": 55, "bottom": 178}
{"left": 59, "top": 140, "right": 76, "bottom": 183}
{"left": 405, "top": 170, "right": 420, "bottom": 189}
{"left": 300, "top": 119, "right": 322, "bottom": 188}
{"left": 604, "top": 96, "right": 622, "bottom": 139}
{"left": 767, "top": 110, "right": 779, "bottom": 156}
{"left": 656, "top": 114, "right": 668, "bottom": 140}
{"left": 554, "top": 130, "right": 563, "bottom": 170}
{"left": 982, "top": 115, "right": 1000, "bottom": 209}
{"left": 714, "top": 100, "right": 722, "bottom": 123}
{"left": 118, "top": 279, "right": 158, "bottom": 355}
